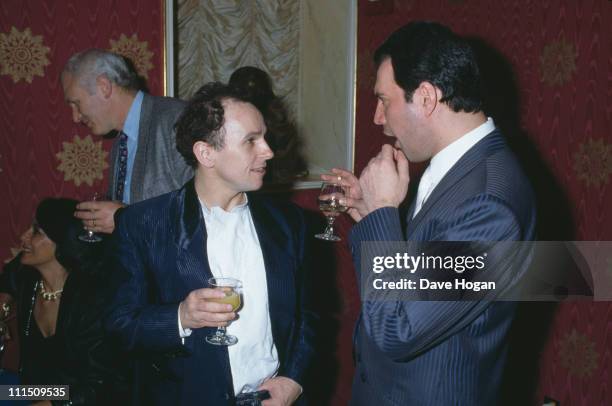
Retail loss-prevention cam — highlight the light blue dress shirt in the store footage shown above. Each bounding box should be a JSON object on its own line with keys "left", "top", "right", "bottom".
{"left": 120, "top": 91, "right": 143, "bottom": 204}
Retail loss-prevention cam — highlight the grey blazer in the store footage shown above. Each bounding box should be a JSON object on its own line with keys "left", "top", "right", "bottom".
{"left": 108, "top": 93, "right": 193, "bottom": 203}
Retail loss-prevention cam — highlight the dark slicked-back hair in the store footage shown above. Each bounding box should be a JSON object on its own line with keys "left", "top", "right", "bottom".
{"left": 175, "top": 82, "right": 251, "bottom": 168}
{"left": 374, "top": 21, "right": 483, "bottom": 113}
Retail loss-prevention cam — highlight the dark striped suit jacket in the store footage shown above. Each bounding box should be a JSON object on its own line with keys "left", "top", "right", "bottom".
{"left": 349, "top": 130, "right": 536, "bottom": 405}
{"left": 105, "top": 179, "right": 316, "bottom": 405}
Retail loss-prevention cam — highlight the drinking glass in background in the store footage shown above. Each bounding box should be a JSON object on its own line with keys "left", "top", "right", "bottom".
{"left": 0, "top": 302, "right": 12, "bottom": 354}
{"left": 315, "top": 181, "right": 348, "bottom": 242}
{"left": 78, "top": 192, "right": 103, "bottom": 243}
{"left": 205, "top": 277, "right": 242, "bottom": 346}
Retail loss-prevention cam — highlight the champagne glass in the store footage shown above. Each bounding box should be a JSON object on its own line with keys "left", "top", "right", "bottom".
{"left": 78, "top": 192, "right": 103, "bottom": 243}
{"left": 315, "top": 181, "right": 348, "bottom": 241}
{"left": 205, "top": 277, "right": 242, "bottom": 346}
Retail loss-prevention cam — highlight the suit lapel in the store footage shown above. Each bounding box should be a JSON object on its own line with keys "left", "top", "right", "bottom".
{"left": 406, "top": 130, "right": 506, "bottom": 237}
{"left": 247, "top": 195, "right": 293, "bottom": 335}
{"left": 173, "top": 179, "right": 213, "bottom": 289}
{"left": 173, "top": 180, "right": 240, "bottom": 391}
{"left": 130, "top": 93, "right": 153, "bottom": 203}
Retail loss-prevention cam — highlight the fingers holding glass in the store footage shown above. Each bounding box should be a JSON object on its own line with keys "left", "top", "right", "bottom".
{"left": 205, "top": 277, "right": 243, "bottom": 346}
{"left": 315, "top": 181, "right": 349, "bottom": 242}
{"left": 78, "top": 192, "right": 103, "bottom": 243}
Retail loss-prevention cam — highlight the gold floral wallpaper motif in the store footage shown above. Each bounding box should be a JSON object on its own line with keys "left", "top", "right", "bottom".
{"left": 541, "top": 39, "right": 577, "bottom": 86}
{"left": 573, "top": 138, "right": 612, "bottom": 188}
{"left": 558, "top": 329, "right": 599, "bottom": 378}
{"left": 109, "top": 33, "right": 154, "bottom": 79}
{"left": 56, "top": 135, "right": 109, "bottom": 187}
{"left": 0, "top": 26, "right": 50, "bottom": 84}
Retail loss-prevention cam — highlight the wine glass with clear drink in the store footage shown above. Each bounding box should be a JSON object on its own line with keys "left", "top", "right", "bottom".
{"left": 78, "top": 192, "right": 103, "bottom": 243}
{"left": 205, "top": 277, "right": 242, "bottom": 346}
{"left": 315, "top": 182, "right": 348, "bottom": 241}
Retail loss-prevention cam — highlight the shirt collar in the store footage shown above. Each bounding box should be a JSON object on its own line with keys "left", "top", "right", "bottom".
{"left": 199, "top": 193, "right": 249, "bottom": 217}
{"left": 122, "top": 91, "right": 144, "bottom": 140}
{"left": 426, "top": 117, "right": 495, "bottom": 188}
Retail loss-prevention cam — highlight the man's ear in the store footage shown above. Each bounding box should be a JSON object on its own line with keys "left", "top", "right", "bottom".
{"left": 96, "top": 75, "right": 112, "bottom": 99}
{"left": 415, "top": 81, "right": 439, "bottom": 117}
{"left": 193, "top": 141, "right": 215, "bottom": 168}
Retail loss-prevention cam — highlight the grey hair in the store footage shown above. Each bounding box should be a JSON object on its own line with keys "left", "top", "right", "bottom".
{"left": 62, "top": 49, "right": 142, "bottom": 93}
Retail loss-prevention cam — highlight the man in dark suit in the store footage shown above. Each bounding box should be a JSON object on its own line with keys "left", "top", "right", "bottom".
{"left": 327, "top": 22, "right": 536, "bottom": 405}
{"left": 105, "top": 82, "right": 315, "bottom": 405}
{"left": 61, "top": 49, "right": 192, "bottom": 234}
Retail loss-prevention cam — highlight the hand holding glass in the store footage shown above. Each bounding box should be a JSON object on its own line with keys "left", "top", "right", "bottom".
{"left": 315, "top": 182, "right": 348, "bottom": 241}
{"left": 205, "top": 277, "right": 242, "bottom": 346}
{"left": 78, "top": 192, "right": 102, "bottom": 243}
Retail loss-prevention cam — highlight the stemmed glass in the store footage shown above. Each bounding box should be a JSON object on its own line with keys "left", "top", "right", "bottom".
{"left": 205, "top": 277, "right": 242, "bottom": 346}
{"left": 78, "top": 192, "right": 102, "bottom": 243}
{"left": 315, "top": 181, "right": 348, "bottom": 242}
{"left": 0, "top": 302, "right": 12, "bottom": 353}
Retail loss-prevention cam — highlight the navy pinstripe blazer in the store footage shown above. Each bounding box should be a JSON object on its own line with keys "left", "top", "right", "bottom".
{"left": 349, "top": 130, "right": 536, "bottom": 406}
{"left": 105, "top": 179, "right": 316, "bottom": 405}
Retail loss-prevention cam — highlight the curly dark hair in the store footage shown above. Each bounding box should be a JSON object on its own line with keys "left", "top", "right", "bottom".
{"left": 374, "top": 21, "right": 483, "bottom": 113}
{"left": 175, "top": 82, "right": 250, "bottom": 168}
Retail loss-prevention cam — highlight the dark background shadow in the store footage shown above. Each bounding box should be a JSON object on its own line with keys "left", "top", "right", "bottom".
{"left": 302, "top": 208, "right": 342, "bottom": 405}
{"left": 306, "top": 216, "right": 344, "bottom": 405}
{"left": 263, "top": 193, "right": 342, "bottom": 405}
{"left": 468, "top": 37, "right": 574, "bottom": 405}
{"left": 469, "top": 37, "right": 575, "bottom": 241}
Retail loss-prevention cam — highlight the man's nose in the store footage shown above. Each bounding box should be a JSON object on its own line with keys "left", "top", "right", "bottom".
{"left": 373, "top": 100, "right": 385, "bottom": 125}
{"left": 71, "top": 106, "right": 81, "bottom": 123}
{"left": 261, "top": 140, "right": 274, "bottom": 160}
{"left": 20, "top": 228, "right": 32, "bottom": 244}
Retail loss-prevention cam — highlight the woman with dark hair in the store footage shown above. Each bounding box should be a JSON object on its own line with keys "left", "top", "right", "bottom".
{"left": 0, "top": 198, "right": 127, "bottom": 405}
{"left": 229, "top": 66, "right": 308, "bottom": 182}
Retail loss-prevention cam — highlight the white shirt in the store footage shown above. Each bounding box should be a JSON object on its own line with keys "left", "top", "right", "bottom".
{"left": 413, "top": 117, "right": 496, "bottom": 217}
{"left": 179, "top": 195, "right": 279, "bottom": 395}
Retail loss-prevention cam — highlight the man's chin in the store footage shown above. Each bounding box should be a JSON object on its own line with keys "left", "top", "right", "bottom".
{"left": 101, "top": 129, "right": 119, "bottom": 139}
{"left": 87, "top": 127, "right": 103, "bottom": 136}
{"left": 246, "top": 178, "right": 264, "bottom": 192}
{"left": 19, "top": 256, "right": 34, "bottom": 265}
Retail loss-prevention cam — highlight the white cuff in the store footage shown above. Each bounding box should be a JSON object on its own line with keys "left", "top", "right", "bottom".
{"left": 177, "top": 303, "right": 192, "bottom": 344}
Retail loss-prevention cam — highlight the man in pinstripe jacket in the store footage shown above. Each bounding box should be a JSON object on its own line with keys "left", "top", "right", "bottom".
{"left": 105, "top": 83, "right": 314, "bottom": 405}
{"left": 328, "top": 22, "right": 536, "bottom": 405}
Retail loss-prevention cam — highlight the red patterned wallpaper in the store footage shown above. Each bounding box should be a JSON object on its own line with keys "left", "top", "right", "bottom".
{"left": 355, "top": 0, "right": 612, "bottom": 405}
{"left": 356, "top": 0, "right": 612, "bottom": 240}
{"left": 0, "top": 1, "right": 609, "bottom": 404}
{"left": 0, "top": 0, "right": 165, "bottom": 261}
